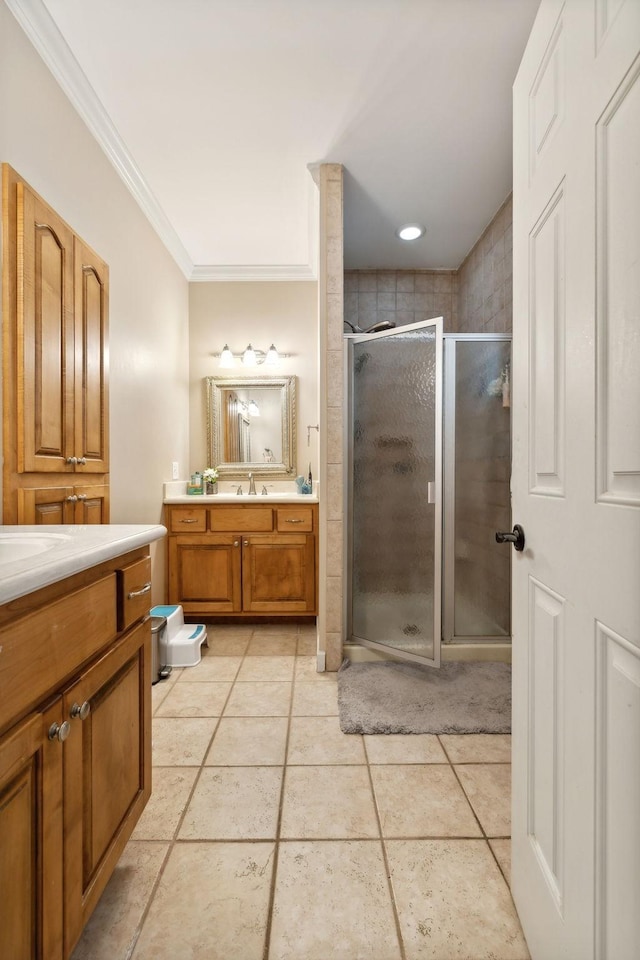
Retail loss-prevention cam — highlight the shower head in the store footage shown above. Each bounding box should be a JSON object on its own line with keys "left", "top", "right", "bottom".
{"left": 343, "top": 319, "right": 396, "bottom": 335}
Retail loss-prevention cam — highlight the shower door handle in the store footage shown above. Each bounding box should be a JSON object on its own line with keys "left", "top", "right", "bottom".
{"left": 496, "top": 524, "right": 525, "bottom": 552}
{"left": 427, "top": 482, "right": 436, "bottom": 504}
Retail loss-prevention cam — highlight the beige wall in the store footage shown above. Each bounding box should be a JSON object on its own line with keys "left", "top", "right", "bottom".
{"left": 188, "top": 282, "right": 319, "bottom": 479}
{"left": 0, "top": 3, "right": 191, "bottom": 601}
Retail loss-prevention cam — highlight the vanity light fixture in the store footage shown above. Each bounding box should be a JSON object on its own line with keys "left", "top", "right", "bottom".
{"left": 247, "top": 399, "right": 260, "bottom": 417}
{"left": 396, "top": 223, "right": 426, "bottom": 241}
{"left": 214, "top": 344, "right": 289, "bottom": 367}
{"left": 219, "top": 344, "right": 235, "bottom": 368}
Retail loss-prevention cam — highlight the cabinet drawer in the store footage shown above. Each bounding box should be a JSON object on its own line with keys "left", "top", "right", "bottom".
{"left": 168, "top": 507, "right": 207, "bottom": 533}
{"left": 118, "top": 556, "right": 152, "bottom": 631}
{"left": 209, "top": 506, "right": 274, "bottom": 532}
{"left": 0, "top": 575, "right": 117, "bottom": 733}
{"left": 276, "top": 505, "right": 315, "bottom": 532}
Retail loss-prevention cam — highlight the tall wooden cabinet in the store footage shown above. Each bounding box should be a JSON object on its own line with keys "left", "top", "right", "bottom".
{"left": 2, "top": 164, "right": 109, "bottom": 524}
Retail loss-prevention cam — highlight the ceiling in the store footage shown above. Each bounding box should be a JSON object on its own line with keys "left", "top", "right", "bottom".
{"left": 12, "top": 0, "right": 540, "bottom": 279}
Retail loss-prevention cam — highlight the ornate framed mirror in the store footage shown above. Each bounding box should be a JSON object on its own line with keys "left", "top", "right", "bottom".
{"left": 205, "top": 376, "right": 297, "bottom": 479}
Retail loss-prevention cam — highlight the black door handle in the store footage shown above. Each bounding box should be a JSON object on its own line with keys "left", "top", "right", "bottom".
{"left": 496, "top": 524, "right": 525, "bottom": 552}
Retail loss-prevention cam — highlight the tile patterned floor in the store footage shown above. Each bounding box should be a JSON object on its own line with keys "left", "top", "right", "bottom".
{"left": 71, "top": 624, "right": 529, "bottom": 960}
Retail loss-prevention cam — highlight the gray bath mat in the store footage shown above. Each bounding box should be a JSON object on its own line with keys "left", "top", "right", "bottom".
{"left": 337, "top": 659, "right": 511, "bottom": 734}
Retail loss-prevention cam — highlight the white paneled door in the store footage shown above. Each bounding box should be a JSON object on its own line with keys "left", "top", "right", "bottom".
{"left": 511, "top": 2, "right": 640, "bottom": 959}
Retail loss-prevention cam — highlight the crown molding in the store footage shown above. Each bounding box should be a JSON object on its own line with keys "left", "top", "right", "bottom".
{"left": 191, "top": 263, "right": 317, "bottom": 282}
{"left": 8, "top": 0, "right": 319, "bottom": 284}
{"left": 7, "top": 0, "right": 194, "bottom": 278}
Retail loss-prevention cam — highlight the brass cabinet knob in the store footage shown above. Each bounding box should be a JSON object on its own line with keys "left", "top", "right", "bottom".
{"left": 70, "top": 701, "right": 91, "bottom": 721}
{"left": 48, "top": 720, "right": 71, "bottom": 743}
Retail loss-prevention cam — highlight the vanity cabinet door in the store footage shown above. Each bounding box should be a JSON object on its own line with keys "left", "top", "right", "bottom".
{"left": 73, "top": 484, "right": 110, "bottom": 524}
{"left": 242, "top": 534, "right": 316, "bottom": 613}
{"left": 0, "top": 701, "right": 64, "bottom": 960}
{"left": 17, "top": 485, "right": 75, "bottom": 524}
{"left": 62, "top": 620, "right": 151, "bottom": 957}
{"left": 168, "top": 534, "right": 242, "bottom": 614}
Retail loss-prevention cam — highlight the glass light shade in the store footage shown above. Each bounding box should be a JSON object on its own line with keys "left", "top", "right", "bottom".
{"left": 242, "top": 344, "right": 257, "bottom": 366}
{"left": 248, "top": 399, "right": 260, "bottom": 417}
{"left": 219, "top": 344, "right": 235, "bottom": 368}
{"left": 397, "top": 223, "right": 425, "bottom": 241}
{"left": 264, "top": 343, "right": 280, "bottom": 365}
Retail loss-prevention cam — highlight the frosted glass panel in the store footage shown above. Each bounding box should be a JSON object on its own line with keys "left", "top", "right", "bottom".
{"left": 351, "top": 325, "right": 439, "bottom": 661}
{"left": 453, "top": 340, "right": 511, "bottom": 637}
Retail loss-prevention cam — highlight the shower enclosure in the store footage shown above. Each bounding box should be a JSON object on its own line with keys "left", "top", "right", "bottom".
{"left": 346, "top": 320, "right": 511, "bottom": 667}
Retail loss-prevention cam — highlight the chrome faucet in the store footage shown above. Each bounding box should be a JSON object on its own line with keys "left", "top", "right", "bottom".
{"left": 248, "top": 472, "right": 256, "bottom": 495}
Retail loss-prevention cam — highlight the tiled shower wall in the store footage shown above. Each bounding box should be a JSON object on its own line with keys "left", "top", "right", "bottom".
{"left": 344, "top": 195, "right": 513, "bottom": 336}
{"left": 344, "top": 270, "right": 458, "bottom": 332}
{"left": 456, "top": 195, "right": 513, "bottom": 334}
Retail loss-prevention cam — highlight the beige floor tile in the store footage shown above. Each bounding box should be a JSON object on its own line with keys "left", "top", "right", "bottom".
{"left": 294, "top": 655, "right": 338, "bottom": 682}
{"left": 288, "top": 716, "right": 365, "bottom": 764}
{"left": 151, "top": 675, "right": 177, "bottom": 714}
{"left": 280, "top": 766, "right": 378, "bottom": 839}
{"left": 71, "top": 841, "right": 167, "bottom": 960}
{"left": 291, "top": 681, "right": 339, "bottom": 716}
{"left": 207, "top": 624, "right": 254, "bottom": 639}
{"left": 177, "top": 654, "right": 242, "bottom": 681}
{"left": 179, "top": 766, "right": 283, "bottom": 839}
{"left": 297, "top": 635, "right": 317, "bottom": 656}
{"left": 490, "top": 838, "right": 512, "bottom": 886}
{"left": 154, "top": 681, "right": 232, "bottom": 717}
{"left": 371, "top": 765, "right": 481, "bottom": 838}
{"left": 253, "top": 623, "right": 301, "bottom": 636}
{"left": 440, "top": 733, "right": 512, "bottom": 763}
{"left": 236, "top": 655, "right": 295, "bottom": 681}
{"left": 131, "top": 842, "right": 274, "bottom": 960}
{"left": 455, "top": 764, "right": 511, "bottom": 837}
{"left": 364, "top": 734, "right": 447, "bottom": 765}
{"left": 205, "top": 635, "right": 250, "bottom": 656}
{"left": 386, "top": 839, "right": 529, "bottom": 959}
{"left": 246, "top": 636, "right": 298, "bottom": 655}
{"left": 152, "top": 717, "right": 217, "bottom": 766}
{"left": 269, "top": 840, "right": 401, "bottom": 960}
{"left": 206, "top": 716, "right": 288, "bottom": 766}
{"left": 131, "top": 767, "right": 199, "bottom": 840}
{"left": 223, "top": 680, "right": 292, "bottom": 716}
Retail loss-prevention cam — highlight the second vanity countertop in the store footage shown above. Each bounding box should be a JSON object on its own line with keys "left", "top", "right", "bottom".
{"left": 163, "top": 480, "right": 318, "bottom": 505}
{"left": 0, "top": 524, "right": 167, "bottom": 605}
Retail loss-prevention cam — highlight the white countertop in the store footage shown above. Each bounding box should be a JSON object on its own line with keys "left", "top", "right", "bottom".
{"left": 163, "top": 493, "right": 319, "bottom": 504}
{"left": 162, "top": 480, "right": 319, "bottom": 504}
{"left": 0, "top": 524, "right": 166, "bottom": 605}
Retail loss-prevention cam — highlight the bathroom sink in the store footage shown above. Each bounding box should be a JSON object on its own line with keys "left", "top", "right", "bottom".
{"left": 0, "top": 532, "right": 72, "bottom": 565}
{"left": 210, "top": 493, "right": 316, "bottom": 502}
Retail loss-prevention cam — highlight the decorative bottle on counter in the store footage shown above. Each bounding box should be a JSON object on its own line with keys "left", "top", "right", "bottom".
{"left": 187, "top": 472, "right": 203, "bottom": 495}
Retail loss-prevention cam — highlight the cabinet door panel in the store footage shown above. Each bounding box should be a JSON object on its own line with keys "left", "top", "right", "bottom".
{"left": 17, "top": 485, "right": 74, "bottom": 524}
{"left": 169, "top": 535, "right": 242, "bottom": 613}
{"left": 74, "top": 484, "right": 110, "bottom": 524}
{"left": 242, "top": 534, "right": 316, "bottom": 613}
{"left": 74, "top": 238, "right": 109, "bottom": 473}
{"left": 63, "top": 621, "right": 150, "bottom": 955}
{"left": 0, "top": 703, "right": 64, "bottom": 960}
{"left": 17, "top": 183, "right": 75, "bottom": 473}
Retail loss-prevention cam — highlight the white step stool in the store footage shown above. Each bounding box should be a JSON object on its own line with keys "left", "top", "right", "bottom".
{"left": 150, "top": 605, "right": 208, "bottom": 668}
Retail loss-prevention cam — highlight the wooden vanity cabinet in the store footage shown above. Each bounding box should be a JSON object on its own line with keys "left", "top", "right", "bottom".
{"left": 167, "top": 502, "right": 318, "bottom": 617}
{"left": 0, "top": 547, "right": 152, "bottom": 960}
{"left": 17, "top": 484, "right": 110, "bottom": 525}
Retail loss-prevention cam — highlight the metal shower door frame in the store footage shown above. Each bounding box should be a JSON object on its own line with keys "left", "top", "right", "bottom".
{"left": 345, "top": 317, "right": 444, "bottom": 668}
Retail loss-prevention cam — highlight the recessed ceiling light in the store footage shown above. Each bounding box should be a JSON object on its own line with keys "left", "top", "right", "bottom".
{"left": 396, "top": 223, "right": 426, "bottom": 241}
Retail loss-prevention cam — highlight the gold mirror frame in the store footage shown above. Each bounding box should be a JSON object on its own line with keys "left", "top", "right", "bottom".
{"left": 205, "top": 376, "right": 297, "bottom": 479}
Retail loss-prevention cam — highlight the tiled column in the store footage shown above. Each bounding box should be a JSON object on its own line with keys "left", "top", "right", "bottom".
{"left": 318, "top": 163, "right": 344, "bottom": 671}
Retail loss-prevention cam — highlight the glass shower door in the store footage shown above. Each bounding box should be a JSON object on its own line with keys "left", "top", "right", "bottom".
{"left": 347, "top": 319, "right": 443, "bottom": 666}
